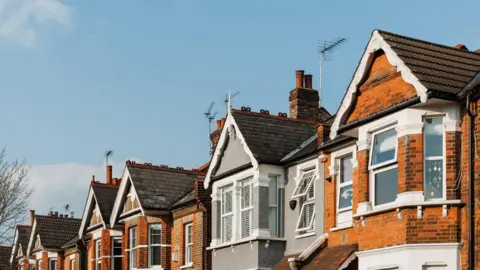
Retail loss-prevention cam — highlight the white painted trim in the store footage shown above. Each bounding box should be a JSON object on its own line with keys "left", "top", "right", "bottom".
{"left": 338, "top": 252, "right": 357, "bottom": 270}
{"left": 281, "top": 133, "right": 318, "bottom": 162}
{"left": 356, "top": 243, "right": 461, "bottom": 257}
{"left": 297, "top": 233, "right": 328, "bottom": 261}
{"left": 78, "top": 186, "right": 95, "bottom": 238}
{"left": 26, "top": 220, "right": 38, "bottom": 257}
{"left": 353, "top": 199, "right": 463, "bottom": 218}
{"left": 9, "top": 227, "right": 19, "bottom": 264}
{"left": 330, "top": 30, "right": 429, "bottom": 140}
{"left": 294, "top": 231, "right": 316, "bottom": 239}
{"left": 204, "top": 112, "right": 259, "bottom": 189}
{"left": 110, "top": 168, "right": 145, "bottom": 225}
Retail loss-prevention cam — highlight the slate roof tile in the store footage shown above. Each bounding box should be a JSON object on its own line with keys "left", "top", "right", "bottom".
{"left": 17, "top": 225, "right": 31, "bottom": 256}
{"left": 127, "top": 163, "right": 204, "bottom": 210}
{"left": 0, "top": 246, "right": 12, "bottom": 270}
{"left": 92, "top": 183, "right": 119, "bottom": 223}
{"left": 34, "top": 215, "right": 81, "bottom": 249}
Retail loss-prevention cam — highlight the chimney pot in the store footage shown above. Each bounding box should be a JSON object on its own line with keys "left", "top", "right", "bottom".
{"left": 296, "top": 70, "right": 305, "bottom": 88}
{"left": 304, "top": 74, "right": 313, "bottom": 89}
{"left": 59, "top": 214, "right": 63, "bottom": 218}
{"left": 106, "top": 165, "right": 113, "bottom": 185}
{"left": 30, "top": 210, "right": 35, "bottom": 226}
{"left": 54, "top": 211, "right": 58, "bottom": 217}
{"left": 48, "top": 211, "right": 52, "bottom": 217}
{"left": 65, "top": 214, "right": 68, "bottom": 218}
{"left": 455, "top": 44, "right": 468, "bottom": 51}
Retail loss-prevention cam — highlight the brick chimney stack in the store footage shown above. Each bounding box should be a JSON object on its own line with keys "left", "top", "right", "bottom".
{"left": 106, "top": 165, "right": 113, "bottom": 185}
{"left": 30, "top": 210, "right": 35, "bottom": 226}
{"left": 289, "top": 70, "right": 320, "bottom": 121}
{"left": 211, "top": 118, "right": 226, "bottom": 153}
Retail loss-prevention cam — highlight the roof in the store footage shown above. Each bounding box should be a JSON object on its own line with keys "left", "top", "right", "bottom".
{"left": 377, "top": 29, "right": 480, "bottom": 95}
{"left": 171, "top": 189, "right": 195, "bottom": 209}
{"left": 92, "top": 183, "right": 119, "bottom": 223}
{"left": 0, "top": 246, "right": 11, "bottom": 270}
{"left": 61, "top": 235, "right": 79, "bottom": 249}
{"left": 17, "top": 225, "right": 31, "bottom": 256}
{"left": 281, "top": 134, "right": 318, "bottom": 163}
{"left": 34, "top": 215, "right": 81, "bottom": 249}
{"left": 232, "top": 110, "right": 317, "bottom": 164}
{"left": 127, "top": 163, "right": 204, "bottom": 210}
{"left": 273, "top": 244, "right": 357, "bottom": 270}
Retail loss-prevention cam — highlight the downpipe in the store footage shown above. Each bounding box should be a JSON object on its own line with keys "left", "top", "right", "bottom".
{"left": 467, "top": 94, "right": 477, "bottom": 270}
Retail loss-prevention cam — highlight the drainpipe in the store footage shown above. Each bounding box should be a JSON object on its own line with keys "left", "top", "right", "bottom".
{"left": 466, "top": 93, "right": 477, "bottom": 270}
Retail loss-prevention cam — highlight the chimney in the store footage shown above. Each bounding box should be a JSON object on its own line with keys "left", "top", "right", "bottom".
{"left": 211, "top": 118, "right": 226, "bottom": 153}
{"left": 48, "top": 211, "right": 53, "bottom": 217}
{"left": 317, "top": 124, "right": 331, "bottom": 146}
{"left": 455, "top": 44, "right": 468, "bottom": 51}
{"left": 106, "top": 165, "right": 113, "bottom": 185}
{"left": 296, "top": 70, "right": 304, "bottom": 88}
{"left": 30, "top": 210, "right": 35, "bottom": 226}
{"left": 290, "top": 71, "right": 320, "bottom": 121}
{"left": 304, "top": 74, "right": 313, "bottom": 89}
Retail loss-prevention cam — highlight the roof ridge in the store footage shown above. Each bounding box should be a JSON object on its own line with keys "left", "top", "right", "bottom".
{"left": 16, "top": 224, "right": 31, "bottom": 228}
{"left": 376, "top": 29, "right": 480, "bottom": 57}
{"left": 35, "top": 214, "right": 82, "bottom": 221}
{"left": 126, "top": 160, "right": 206, "bottom": 176}
{"left": 91, "top": 182, "right": 120, "bottom": 189}
{"left": 232, "top": 109, "right": 318, "bottom": 125}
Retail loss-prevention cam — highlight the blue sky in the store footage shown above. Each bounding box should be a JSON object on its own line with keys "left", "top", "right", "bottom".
{"left": 1, "top": 0, "right": 479, "bottom": 217}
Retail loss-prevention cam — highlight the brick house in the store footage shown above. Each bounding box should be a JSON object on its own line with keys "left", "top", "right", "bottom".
{"left": 10, "top": 221, "right": 32, "bottom": 269}
{"left": 77, "top": 165, "right": 122, "bottom": 270}
{"left": 25, "top": 213, "right": 81, "bottom": 270}
{"left": 1, "top": 245, "right": 13, "bottom": 270}
{"left": 108, "top": 161, "right": 207, "bottom": 270}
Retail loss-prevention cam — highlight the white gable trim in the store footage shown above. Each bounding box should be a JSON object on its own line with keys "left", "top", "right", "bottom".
{"left": 109, "top": 167, "right": 144, "bottom": 225}
{"left": 9, "top": 228, "right": 19, "bottom": 264}
{"left": 204, "top": 112, "right": 258, "bottom": 189}
{"left": 78, "top": 187, "right": 95, "bottom": 238}
{"left": 26, "top": 220, "right": 38, "bottom": 257}
{"left": 329, "top": 30, "right": 428, "bottom": 140}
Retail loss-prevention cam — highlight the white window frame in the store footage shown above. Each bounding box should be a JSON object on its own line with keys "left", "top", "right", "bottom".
{"left": 240, "top": 179, "right": 254, "bottom": 238}
{"left": 184, "top": 223, "right": 193, "bottom": 266}
{"left": 369, "top": 126, "right": 398, "bottom": 170}
{"left": 291, "top": 168, "right": 316, "bottom": 199}
{"left": 129, "top": 227, "right": 137, "bottom": 270}
{"left": 70, "top": 258, "right": 75, "bottom": 270}
{"left": 295, "top": 165, "right": 316, "bottom": 233}
{"left": 337, "top": 154, "right": 353, "bottom": 213}
{"left": 370, "top": 164, "right": 399, "bottom": 207}
{"left": 95, "top": 239, "right": 101, "bottom": 270}
{"left": 38, "top": 259, "right": 42, "bottom": 270}
{"left": 423, "top": 116, "right": 446, "bottom": 201}
{"left": 49, "top": 259, "right": 57, "bottom": 270}
{"left": 111, "top": 237, "right": 122, "bottom": 270}
{"left": 220, "top": 184, "right": 234, "bottom": 243}
{"left": 268, "top": 175, "right": 282, "bottom": 237}
{"left": 148, "top": 224, "right": 162, "bottom": 267}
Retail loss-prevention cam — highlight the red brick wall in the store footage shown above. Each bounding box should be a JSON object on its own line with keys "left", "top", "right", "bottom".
{"left": 41, "top": 252, "right": 48, "bottom": 270}
{"left": 101, "top": 230, "right": 111, "bottom": 270}
{"left": 346, "top": 51, "right": 417, "bottom": 123}
{"left": 397, "top": 134, "right": 423, "bottom": 193}
{"left": 122, "top": 224, "right": 129, "bottom": 270}
{"left": 57, "top": 251, "right": 64, "bottom": 270}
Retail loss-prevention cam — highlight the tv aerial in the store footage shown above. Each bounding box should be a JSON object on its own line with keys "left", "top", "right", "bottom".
{"left": 204, "top": 102, "right": 218, "bottom": 156}
{"left": 105, "top": 150, "right": 113, "bottom": 166}
{"left": 317, "top": 37, "right": 347, "bottom": 107}
{"left": 224, "top": 91, "right": 240, "bottom": 114}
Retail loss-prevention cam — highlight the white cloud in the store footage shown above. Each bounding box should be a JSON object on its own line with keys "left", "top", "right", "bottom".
{"left": 26, "top": 158, "right": 142, "bottom": 219}
{"left": 0, "top": 0, "right": 71, "bottom": 47}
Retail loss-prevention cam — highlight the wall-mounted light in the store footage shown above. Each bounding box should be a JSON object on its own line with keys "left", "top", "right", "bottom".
{"left": 289, "top": 200, "right": 297, "bottom": 210}
{"left": 326, "top": 176, "right": 333, "bottom": 183}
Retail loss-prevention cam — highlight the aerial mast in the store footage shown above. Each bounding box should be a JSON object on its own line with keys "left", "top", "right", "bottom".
{"left": 317, "top": 37, "right": 347, "bottom": 107}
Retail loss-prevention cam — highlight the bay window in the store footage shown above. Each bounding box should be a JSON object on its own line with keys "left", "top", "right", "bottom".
{"left": 370, "top": 126, "right": 398, "bottom": 206}
{"left": 424, "top": 117, "right": 444, "bottom": 200}
{"left": 129, "top": 227, "right": 137, "bottom": 269}
{"left": 294, "top": 168, "right": 316, "bottom": 232}
{"left": 338, "top": 155, "right": 353, "bottom": 211}
{"left": 112, "top": 237, "right": 122, "bottom": 270}
{"left": 221, "top": 184, "right": 234, "bottom": 243}
{"left": 95, "top": 240, "right": 101, "bottom": 270}
{"left": 185, "top": 223, "right": 193, "bottom": 266}
{"left": 149, "top": 224, "right": 162, "bottom": 267}
{"left": 240, "top": 180, "right": 253, "bottom": 238}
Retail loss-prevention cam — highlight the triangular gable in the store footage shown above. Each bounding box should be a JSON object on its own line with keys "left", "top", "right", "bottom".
{"left": 213, "top": 126, "right": 252, "bottom": 177}
{"left": 34, "top": 235, "right": 41, "bottom": 250}
{"left": 78, "top": 187, "right": 104, "bottom": 238}
{"left": 16, "top": 245, "right": 22, "bottom": 257}
{"left": 329, "top": 29, "right": 428, "bottom": 140}
{"left": 110, "top": 166, "right": 144, "bottom": 225}
{"left": 204, "top": 112, "right": 258, "bottom": 189}
{"left": 122, "top": 184, "right": 140, "bottom": 214}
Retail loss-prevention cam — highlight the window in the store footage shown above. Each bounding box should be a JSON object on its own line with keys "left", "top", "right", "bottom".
{"left": 220, "top": 185, "right": 233, "bottom": 243}
{"left": 184, "top": 223, "right": 193, "bottom": 266}
{"left": 295, "top": 168, "right": 316, "bottom": 232}
{"left": 70, "top": 259, "right": 75, "bottom": 270}
{"left": 95, "top": 240, "right": 101, "bottom": 270}
{"left": 149, "top": 224, "right": 161, "bottom": 267}
{"left": 338, "top": 155, "right": 353, "bottom": 211}
{"left": 129, "top": 227, "right": 137, "bottom": 269}
{"left": 240, "top": 180, "right": 253, "bottom": 238}
{"left": 292, "top": 169, "right": 316, "bottom": 199}
{"left": 370, "top": 127, "right": 398, "bottom": 206}
{"left": 268, "top": 175, "right": 282, "bottom": 237}
{"left": 424, "top": 118, "right": 444, "bottom": 200}
{"left": 112, "top": 237, "right": 122, "bottom": 270}
{"left": 49, "top": 259, "right": 56, "bottom": 270}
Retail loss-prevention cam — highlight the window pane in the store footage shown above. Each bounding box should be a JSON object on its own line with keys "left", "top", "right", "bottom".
{"left": 425, "top": 118, "right": 443, "bottom": 157}
{"left": 186, "top": 245, "right": 192, "bottom": 264}
{"left": 297, "top": 202, "right": 315, "bottom": 231}
{"left": 113, "top": 258, "right": 122, "bottom": 270}
{"left": 222, "top": 189, "right": 233, "bottom": 214}
{"left": 150, "top": 225, "right": 161, "bottom": 245}
{"left": 340, "top": 155, "right": 353, "bottom": 183}
{"left": 187, "top": 225, "right": 192, "bottom": 244}
{"left": 293, "top": 169, "right": 316, "bottom": 197}
{"left": 241, "top": 183, "right": 251, "bottom": 209}
{"left": 372, "top": 128, "right": 397, "bottom": 165}
{"left": 269, "top": 206, "right": 278, "bottom": 236}
{"left": 50, "top": 260, "right": 56, "bottom": 270}
{"left": 222, "top": 215, "right": 232, "bottom": 242}
{"left": 339, "top": 184, "right": 353, "bottom": 209}
{"left": 425, "top": 159, "right": 443, "bottom": 200}
{"left": 113, "top": 238, "right": 122, "bottom": 256}
{"left": 131, "top": 249, "right": 136, "bottom": 268}
{"left": 150, "top": 246, "right": 161, "bottom": 266}
{"left": 268, "top": 176, "right": 277, "bottom": 205}
{"left": 374, "top": 168, "right": 398, "bottom": 205}
{"left": 241, "top": 209, "right": 252, "bottom": 238}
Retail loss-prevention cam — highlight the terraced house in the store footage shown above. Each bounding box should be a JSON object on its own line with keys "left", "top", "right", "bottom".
{"left": 10, "top": 216, "right": 32, "bottom": 270}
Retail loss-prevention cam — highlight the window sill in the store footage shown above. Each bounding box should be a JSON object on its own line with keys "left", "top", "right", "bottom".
{"left": 330, "top": 223, "right": 354, "bottom": 232}
{"left": 294, "top": 231, "right": 316, "bottom": 239}
{"left": 207, "top": 236, "right": 287, "bottom": 250}
{"left": 180, "top": 264, "right": 193, "bottom": 269}
{"left": 353, "top": 199, "right": 464, "bottom": 219}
